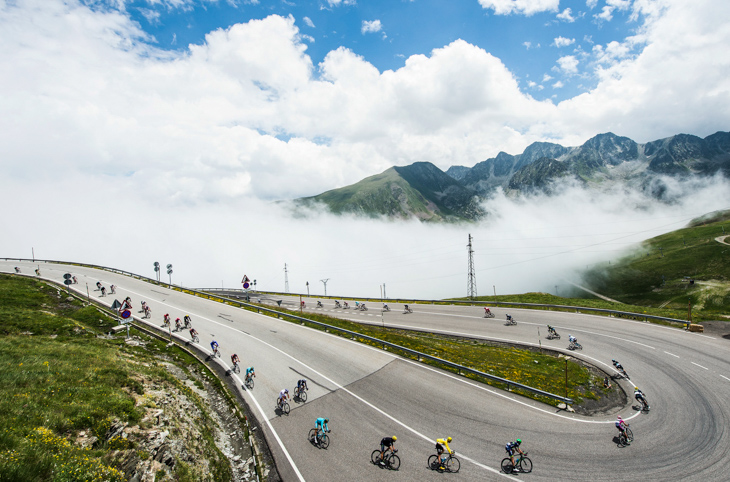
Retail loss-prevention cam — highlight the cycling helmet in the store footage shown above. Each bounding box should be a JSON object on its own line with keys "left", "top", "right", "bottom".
{"left": 617, "top": 416, "right": 623, "bottom": 421}
{"left": 447, "top": 437, "right": 452, "bottom": 443}
{"left": 285, "top": 389, "right": 289, "bottom": 393}
{"left": 516, "top": 439, "right": 522, "bottom": 445}
{"left": 324, "top": 418, "right": 329, "bottom": 423}
{"left": 392, "top": 436, "right": 397, "bottom": 441}
{"left": 612, "top": 359, "right": 616, "bottom": 363}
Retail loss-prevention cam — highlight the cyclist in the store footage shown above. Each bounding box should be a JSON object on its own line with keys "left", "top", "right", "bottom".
{"left": 568, "top": 334, "right": 577, "bottom": 345}
{"left": 334, "top": 300, "right": 341, "bottom": 308}
{"left": 484, "top": 307, "right": 491, "bottom": 316}
{"left": 383, "top": 303, "right": 389, "bottom": 311}
{"left": 183, "top": 315, "right": 192, "bottom": 327}
{"left": 109, "top": 283, "right": 115, "bottom": 293}
{"left": 505, "top": 439, "right": 525, "bottom": 470}
{"left": 547, "top": 325, "right": 557, "bottom": 335}
{"left": 73, "top": 276, "right": 79, "bottom": 284}
{"left": 404, "top": 304, "right": 411, "bottom": 313}
{"left": 435, "top": 437, "right": 453, "bottom": 470}
{"left": 231, "top": 353, "right": 240, "bottom": 369}
{"left": 634, "top": 387, "right": 649, "bottom": 410}
{"left": 300, "top": 300, "right": 306, "bottom": 308}
{"left": 189, "top": 328, "right": 199, "bottom": 340}
{"left": 100, "top": 286, "right": 107, "bottom": 297}
{"left": 616, "top": 416, "right": 629, "bottom": 441}
{"left": 35, "top": 268, "right": 40, "bottom": 276}
{"left": 296, "top": 378, "right": 309, "bottom": 396}
{"left": 314, "top": 417, "right": 330, "bottom": 443}
{"left": 143, "top": 304, "right": 151, "bottom": 317}
{"left": 96, "top": 281, "right": 102, "bottom": 290}
{"left": 378, "top": 435, "right": 397, "bottom": 464}
{"left": 14, "top": 267, "right": 20, "bottom": 273}
{"left": 506, "top": 314, "right": 514, "bottom": 323}
{"left": 245, "top": 366, "right": 256, "bottom": 383}
{"left": 210, "top": 340, "right": 219, "bottom": 356}
{"left": 277, "top": 389, "right": 289, "bottom": 409}
{"left": 316, "top": 301, "right": 323, "bottom": 308}
{"left": 343, "top": 301, "right": 349, "bottom": 308}
{"left": 355, "top": 301, "right": 360, "bottom": 308}
{"left": 604, "top": 376, "right": 612, "bottom": 389}
{"left": 175, "top": 318, "right": 182, "bottom": 331}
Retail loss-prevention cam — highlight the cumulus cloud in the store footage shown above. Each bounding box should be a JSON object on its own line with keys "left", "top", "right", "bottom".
{"left": 478, "top": 0, "right": 559, "bottom": 16}
{"left": 586, "top": 0, "right": 598, "bottom": 8}
{"left": 553, "top": 36, "right": 575, "bottom": 47}
{"left": 557, "top": 55, "right": 580, "bottom": 73}
{"left": 361, "top": 19, "right": 382, "bottom": 34}
{"left": 557, "top": 8, "right": 576, "bottom": 22}
{"left": 552, "top": 80, "right": 564, "bottom": 88}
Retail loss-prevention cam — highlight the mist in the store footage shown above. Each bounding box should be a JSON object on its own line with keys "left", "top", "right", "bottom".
{"left": 2, "top": 174, "right": 728, "bottom": 300}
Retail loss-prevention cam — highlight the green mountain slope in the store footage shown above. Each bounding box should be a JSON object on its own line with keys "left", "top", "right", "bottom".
{"left": 580, "top": 210, "right": 730, "bottom": 318}
{"left": 297, "top": 162, "right": 484, "bottom": 222}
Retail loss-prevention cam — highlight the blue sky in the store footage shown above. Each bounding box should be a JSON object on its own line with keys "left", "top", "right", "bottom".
{"left": 123, "top": 0, "right": 640, "bottom": 102}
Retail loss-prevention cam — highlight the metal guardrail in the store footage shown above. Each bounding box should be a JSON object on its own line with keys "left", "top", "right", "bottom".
{"left": 3, "top": 257, "right": 576, "bottom": 404}
{"left": 201, "top": 288, "right": 689, "bottom": 326}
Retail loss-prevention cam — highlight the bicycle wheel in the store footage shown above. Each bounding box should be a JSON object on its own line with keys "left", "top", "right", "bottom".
{"left": 193, "top": 336, "right": 199, "bottom": 343}
{"left": 626, "top": 427, "right": 634, "bottom": 442}
{"left": 427, "top": 455, "right": 439, "bottom": 470}
{"left": 282, "top": 402, "right": 290, "bottom": 415}
{"left": 217, "top": 350, "right": 221, "bottom": 358}
{"left": 519, "top": 457, "right": 533, "bottom": 473}
{"left": 245, "top": 377, "right": 254, "bottom": 389}
{"left": 371, "top": 449, "right": 381, "bottom": 465}
{"left": 618, "top": 433, "right": 627, "bottom": 447}
{"left": 447, "top": 456, "right": 460, "bottom": 473}
{"left": 299, "top": 390, "right": 307, "bottom": 402}
{"left": 387, "top": 454, "right": 401, "bottom": 470}
{"left": 320, "top": 433, "right": 330, "bottom": 449}
{"left": 501, "top": 458, "right": 514, "bottom": 474}
{"left": 308, "top": 429, "right": 317, "bottom": 444}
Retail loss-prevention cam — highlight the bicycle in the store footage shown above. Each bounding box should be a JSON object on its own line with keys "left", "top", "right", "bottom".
{"left": 183, "top": 316, "right": 192, "bottom": 329}
{"left": 505, "top": 318, "right": 517, "bottom": 326}
{"left": 109, "top": 284, "right": 115, "bottom": 293}
{"left": 308, "top": 428, "right": 330, "bottom": 448}
{"left": 163, "top": 318, "right": 171, "bottom": 329}
{"left": 483, "top": 311, "right": 495, "bottom": 318}
{"left": 501, "top": 452, "right": 532, "bottom": 474}
{"left": 212, "top": 347, "right": 221, "bottom": 358}
{"left": 371, "top": 448, "right": 400, "bottom": 470}
{"left": 568, "top": 341, "right": 583, "bottom": 350}
{"left": 245, "top": 374, "right": 255, "bottom": 389}
{"left": 190, "top": 332, "right": 199, "bottom": 343}
{"left": 427, "top": 452, "right": 460, "bottom": 473}
{"left": 636, "top": 396, "right": 650, "bottom": 412}
{"left": 382, "top": 305, "right": 390, "bottom": 312}
{"left": 277, "top": 399, "right": 290, "bottom": 415}
{"left": 334, "top": 301, "right": 342, "bottom": 309}
{"left": 359, "top": 304, "right": 368, "bottom": 311}
{"left": 618, "top": 424, "right": 634, "bottom": 447}
{"left": 232, "top": 361, "right": 240, "bottom": 373}
{"left": 174, "top": 320, "right": 182, "bottom": 332}
{"left": 294, "top": 385, "right": 307, "bottom": 402}
{"left": 316, "top": 301, "right": 323, "bottom": 308}
{"left": 403, "top": 307, "right": 413, "bottom": 314}
{"left": 547, "top": 331, "right": 561, "bottom": 340}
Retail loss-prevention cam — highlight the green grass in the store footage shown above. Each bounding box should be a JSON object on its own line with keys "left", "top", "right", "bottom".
{"left": 260, "top": 305, "right": 601, "bottom": 406}
{"left": 581, "top": 215, "right": 730, "bottom": 320}
{"left": 0, "top": 275, "right": 233, "bottom": 482}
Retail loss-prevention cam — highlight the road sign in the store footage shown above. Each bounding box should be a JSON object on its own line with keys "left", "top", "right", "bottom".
{"left": 111, "top": 300, "right": 122, "bottom": 310}
{"left": 121, "top": 310, "right": 131, "bottom": 319}
{"left": 166, "top": 264, "right": 172, "bottom": 269}
{"left": 243, "top": 282, "right": 250, "bottom": 289}
{"left": 64, "top": 279, "right": 72, "bottom": 285}
{"left": 242, "top": 275, "right": 251, "bottom": 283}
{"left": 63, "top": 273, "right": 72, "bottom": 280}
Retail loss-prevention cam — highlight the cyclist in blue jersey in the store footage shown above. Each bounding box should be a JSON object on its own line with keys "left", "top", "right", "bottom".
{"left": 505, "top": 439, "right": 524, "bottom": 470}
{"left": 210, "top": 340, "right": 219, "bottom": 356}
{"left": 314, "top": 417, "right": 330, "bottom": 444}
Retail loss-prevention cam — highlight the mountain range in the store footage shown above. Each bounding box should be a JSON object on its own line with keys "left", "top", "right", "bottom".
{"left": 294, "top": 131, "right": 730, "bottom": 222}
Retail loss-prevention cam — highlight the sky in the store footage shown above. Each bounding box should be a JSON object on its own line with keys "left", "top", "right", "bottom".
{"left": 1, "top": 0, "right": 729, "bottom": 297}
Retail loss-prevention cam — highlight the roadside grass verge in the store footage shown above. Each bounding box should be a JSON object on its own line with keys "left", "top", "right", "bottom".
{"left": 0, "top": 275, "right": 233, "bottom": 482}
{"left": 251, "top": 304, "right": 603, "bottom": 406}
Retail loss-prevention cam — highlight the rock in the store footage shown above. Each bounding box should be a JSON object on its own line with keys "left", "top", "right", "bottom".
{"left": 105, "top": 421, "right": 127, "bottom": 442}
{"left": 233, "top": 455, "right": 241, "bottom": 462}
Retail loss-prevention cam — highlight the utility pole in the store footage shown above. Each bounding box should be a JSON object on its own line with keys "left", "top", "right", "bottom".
{"left": 284, "top": 263, "right": 289, "bottom": 293}
{"left": 467, "top": 234, "right": 477, "bottom": 300}
{"left": 320, "top": 279, "right": 329, "bottom": 296}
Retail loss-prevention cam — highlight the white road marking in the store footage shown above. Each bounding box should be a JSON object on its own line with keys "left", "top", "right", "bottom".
{"left": 692, "top": 362, "right": 709, "bottom": 370}
{"left": 720, "top": 375, "right": 730, "bottom": 382}
{"left": 664, "top": 351, "right": 680, "bottom": 358}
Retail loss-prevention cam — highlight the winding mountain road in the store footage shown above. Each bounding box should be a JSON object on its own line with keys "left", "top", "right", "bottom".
{"left": 3, "top": 261, "right": 730, "bottom": 481}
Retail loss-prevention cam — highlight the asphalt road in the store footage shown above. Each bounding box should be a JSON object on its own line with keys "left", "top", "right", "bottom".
{"left": 4, "top": 261, "right": 730, "bottom": 481}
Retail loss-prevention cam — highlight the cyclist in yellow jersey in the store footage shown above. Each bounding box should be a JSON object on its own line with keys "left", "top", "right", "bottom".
{"left": 436, "top": 437, "right": 453, "bottom": 470}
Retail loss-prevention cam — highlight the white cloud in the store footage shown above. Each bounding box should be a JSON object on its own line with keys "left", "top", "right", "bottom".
{"left": 557, "top": 55, "right": 579, "bottom": 73}
{"left": 527, "top": 80, "right": 537, "bottom": 87}
{"left": 557, "top": 8, "right": 575, "bottom": 22}
{"left": 542, "top": 73, "right": 553, "bottom": 82}
{"left": 523, "top": 41, "right": 532, "bottom": 49}
{"left": 300, "top": 34, "right": 315, "bottom": 43}
{"left": 552, "top": 80, "right": 564, "bottom": 88}
{"left": 553, "top": 36, "right": 575, "bottom": 48}
{"left": 326, "top": 0, "right": 356, "bottom": 6}
{"left": 361, "top": 19, "right": 382, "bottom": 34}
{"left": 138, "top": 8, "right": 160, "bottom": 25}
{"left": 478, "top": 0, "right": 559, "bottom": 16}
{"left": 303, "top": 16, "right": 315, "bottom": 28}
{"left": 593, "top": 40, "right": 631, "bottom": 65}
{"left": 595, "top": 5, "right": 614, "bottom": 21}
{"left": 586, "top": 0, "right": 598, "bottom": 8}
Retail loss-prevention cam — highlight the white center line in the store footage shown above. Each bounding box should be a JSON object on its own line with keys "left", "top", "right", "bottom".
{"left": 664, "top": 351, "right": 680, "bottom": 358}
{"left": 720, "top": 375, "right": 730, "bottom": 382}
{"left": 691, "top": 362, "right": 709, "bottom": 370}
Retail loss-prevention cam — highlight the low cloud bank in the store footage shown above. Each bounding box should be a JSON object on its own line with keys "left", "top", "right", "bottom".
{"left": 2, "top": 175, "right": 728, "bottom": 300}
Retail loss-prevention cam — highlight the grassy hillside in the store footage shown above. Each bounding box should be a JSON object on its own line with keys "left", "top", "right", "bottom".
{"left": 0, "top": 275, "right": 241, "bottom": 481}
{"left": 581, "top": 211, "right": 730, "bottom": 319}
